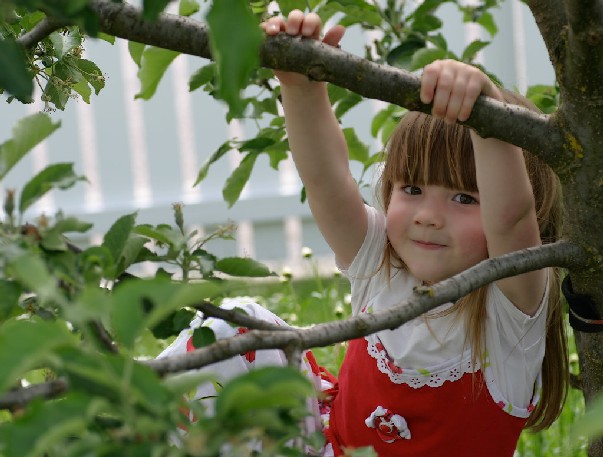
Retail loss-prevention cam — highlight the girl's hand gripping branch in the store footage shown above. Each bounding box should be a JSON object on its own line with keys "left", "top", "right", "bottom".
{"left": 261, "top": 11, "right": 345, "bottom": 87}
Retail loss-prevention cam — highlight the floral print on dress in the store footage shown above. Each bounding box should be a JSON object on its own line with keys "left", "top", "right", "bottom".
{"left": 365, "top": 406, "right": 411, "bottom": 443}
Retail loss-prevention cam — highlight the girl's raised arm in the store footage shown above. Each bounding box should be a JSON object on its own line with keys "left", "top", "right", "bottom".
{"left": 420, "top": 60, "right": 546, "bottom": 315}
{"left": 263, "top": 11, "right": 367, "bottom": 268}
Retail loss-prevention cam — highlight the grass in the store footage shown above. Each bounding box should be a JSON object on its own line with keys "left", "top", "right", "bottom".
{"left": 230, "top": 253, "right": 589, "bottom": 457}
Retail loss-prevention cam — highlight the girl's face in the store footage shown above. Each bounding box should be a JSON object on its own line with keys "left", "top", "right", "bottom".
{"left": 386, "top": 183, "right": 488, "bottom": 284}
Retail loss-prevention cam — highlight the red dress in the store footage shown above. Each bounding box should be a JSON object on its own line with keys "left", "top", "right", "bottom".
{"left": 325, "top": 338, "right": 528, "bottom": 456}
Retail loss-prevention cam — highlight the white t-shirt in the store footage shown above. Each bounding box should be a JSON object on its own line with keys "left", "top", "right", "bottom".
{"left": 342, "top": 205, "right": 548, "bottom": 413}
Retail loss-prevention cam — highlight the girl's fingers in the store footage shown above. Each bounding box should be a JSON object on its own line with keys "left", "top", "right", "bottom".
{"left": 430, "top": 64, "right": 455, "bottom": 119}
{"left": 301, "top": 12, "right": 322, "bottom": 39}
{"left": 262, "top": 16, "right": 285, "bottom": 35}
{"left": 445, "top": 76, "right": 468, "bottom": 123}
{"left": 420, "top": 61, "right": 441, "bottom": 104}
{"left": 285, "top": 9, "right": 305, "bottom": 35}
{"left": 457, "top": 72, "right": 483, "bottom": 121}
{"left": 323, "top": 24, "right": 346, "bottom": 47}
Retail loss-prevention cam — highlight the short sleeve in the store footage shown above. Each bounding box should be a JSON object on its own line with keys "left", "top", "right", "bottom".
{"left": 340, "top": 205, "right": 388, "bottom": 315}
{"left": 485, "top": 274, "right": 550, "bottom": 407}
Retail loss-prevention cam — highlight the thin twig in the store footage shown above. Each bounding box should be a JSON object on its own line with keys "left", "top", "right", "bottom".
{"left": 194, "top": 301, "right": 286, "bottom": 331}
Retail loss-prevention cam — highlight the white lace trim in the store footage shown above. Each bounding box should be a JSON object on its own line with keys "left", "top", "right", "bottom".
{"left": 365, "top": 334, "right": 541, "bottom": 418}
{"left": 366, "top": 333, "right": 476, "bottom": 388}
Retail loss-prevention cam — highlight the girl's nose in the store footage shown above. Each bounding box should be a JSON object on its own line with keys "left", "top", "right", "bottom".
{"left": 413, "top": 199, "right": 444, "bottom": 228}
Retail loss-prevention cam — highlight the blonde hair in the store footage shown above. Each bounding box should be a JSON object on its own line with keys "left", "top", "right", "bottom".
{"left": 376, "top": 92, "right": 567, "bottom": 431}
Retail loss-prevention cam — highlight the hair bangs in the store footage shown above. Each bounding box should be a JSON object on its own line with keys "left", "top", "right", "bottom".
{"left": 381, "top": 112, "right": 477, "bottom": 206}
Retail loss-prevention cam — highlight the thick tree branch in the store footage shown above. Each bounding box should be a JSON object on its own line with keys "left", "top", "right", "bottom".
{"left": 147, "top": 240, "right": 587, "bottom": 376}
{"left": 561, "top": 0, "right": 603, "bottom": 101}
{"left": 79, "top": 0, "right": 572, "bottom": 172}
{"left": 525, "top": 0, "right": 568, "bottom": 72}
{"left": 16, "top": 16, "right": 67, "bottom": 48}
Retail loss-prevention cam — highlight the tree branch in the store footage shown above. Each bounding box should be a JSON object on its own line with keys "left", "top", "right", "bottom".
{"left": 0, "top": 379, "right": 68, "bottom": 410}
{"left": 79, "top": 0, "right": 572, "bottom": 173}
{"left": 0, "top": 241, "right": 587, "bottom": 409}
{"left": 194, "top": 301, "right": 285, "bottom": 331}
{"left": 16, "top": 16, "right": 67, "bottom": 48}
{"left": 146, "top": 240, "right": 587, "bottom": 376}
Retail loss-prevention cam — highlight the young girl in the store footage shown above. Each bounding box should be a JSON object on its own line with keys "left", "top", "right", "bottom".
{"left": 160, "top": 11, "right": 568, "bottom": 457}
{"left": 259, "top": 10, "right": 567, "bottom": 456}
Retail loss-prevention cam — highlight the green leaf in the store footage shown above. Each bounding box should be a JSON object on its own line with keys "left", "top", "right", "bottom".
{"left": 0, "top": 394, "right": 96, "bottom": 456}
{"left": 461, "top": 39, "right": 490, "bottom": 62}
{"left": 189, "top": 63, "right": 217, "bottom": 91}
{"left": 142, "top": 0, "right": 171, "bottom": 20}
{"left": 8, "top": 252, "right": 58, "bottom": 303}
{"left": 0, "top": 38, "right": 33, "bottom": 102}
{"left": 192, "top": 326, "right": 216, "bottom": 348}
{"left": 477, "top": 12, "right": 497, "bottom": 37}
{"left": 73, "top": 58, "right": 105, "bottom": 94}
{"left": 387, "top": 36, "right": 426, "bottom": 70}
{"left": 193, "top": 140, "right": 232, "bottom": 186}
{"left": 128, "top": 41, "right": 146, "bottom": 67}
{"left": 0, "top": 280, "right": 22, "bottom": 321}
{"left": 0, "top": 113, "right": 60, "bottom": 180}
{"left": 49, "top": 30, "right": 82, "bottom": 58}
{"left": 135, "top": 47, "right": 179, "bottom": 99}
{"left": 215, "top": 366, "right": 313, "bottom": 418}
{"left": 410, "top": 47, "right": 449, "bottom": 71}
{"left": 179, "top": 0, "right": 200, "bottom": 16}
{"left": 239, "top": 136, "right": 275, "bottom": 152}
{"left": 19, "top": 163, "right": 86, "bottom": 213}
{"left": 215, "top": 257, "right": 274, "bottom": 277}
{"left": 206, "top": 0, "right": 262, "bottom": 116}
{"left": 134, "top": 224, "right": 186, "bottom": 248}
{"left": 111, "top": 279, "right": 220, "bottom": 349}
{"left": 222, "top": 153, "right": 258, "bottom": 207}
{"left": 411, "top": 13, "right": 442, "bottom": 33}
{"left": 102, "top": 212, "right": 137, "bottom": 277}
{"left": 276, "top": 0, "right": 307, "bottom": 16}
{"left": 43, "top": 78, "right": 69, "bottom": 110}
{"left": 97, "top": 32, "right": 116, "bottom": 44}
{"left": 343, "top": 128, "right": 369, "bottom": 163}
{"left": 334, "top": 92, "right": 363, "bottom": 119}
{"left": 0, "top": 318, "right": 74, "bottom": 393}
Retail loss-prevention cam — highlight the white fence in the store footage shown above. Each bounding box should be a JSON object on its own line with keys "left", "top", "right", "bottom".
{"left": 0, "top": 0, "right": 554, "bottom": 276}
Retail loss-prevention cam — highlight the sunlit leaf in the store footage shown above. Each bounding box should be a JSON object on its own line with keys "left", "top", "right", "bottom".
{"left": 461, "top": 39, "right": 490, "bottom": 62}
{"left": 215, "top": 257, "right": 274, "bottom": 277}
{"left": 19, "top": 163, "right": 86, "bottom": 213}
{"left": 179, "top": 0, "right": 200, "bottom": 16}
{"left": 193, "top": 140, "right": 232, "bottom": 186}
{"left": 222, "top": 153, "right": 258, "bottom": 207}
{"left": 343, "top": 128, "right": 369, "bottom": 163}
{"left": 49, "top": 30, "right": 82, "bottom": 58}
{"left": 0, "top": 113, "right": 60, "bottom": 180}
{"left": 410, "top": 47, "right": 450, "bottom": 71}
{"left": 135, "top": 47, "right": 179, "bottom": 99}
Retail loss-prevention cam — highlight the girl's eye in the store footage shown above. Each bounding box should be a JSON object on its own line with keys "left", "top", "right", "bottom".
{"left": 402, "top": 185, "right": 422, "bottom": 195}
{"left": 453, "top": 193, "right": 478, "bottom": 205}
